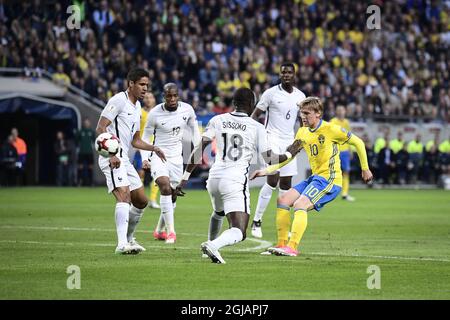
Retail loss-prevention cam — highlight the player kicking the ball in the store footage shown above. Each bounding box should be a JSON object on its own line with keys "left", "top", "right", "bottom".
{"left": 250, "top": 97, "right": 373, "bottom": 257}
{"left": 175, "top": 88, "right": 302, "bottom": 264}
{"left": 96, "top": 68, "right": 166, "bottom": 255}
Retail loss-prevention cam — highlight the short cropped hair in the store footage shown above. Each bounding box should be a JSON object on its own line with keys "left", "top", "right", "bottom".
{"left": 280, "top": 62, "right": 295, "bottom": 71}
{"left": 233, "top": 87, "right": 255, "bottom": 108}
{"left": 127, "top": 68, "right": 149, "bottom": 82}
{"left": 163, "top": 82, "right": 178, "bottom": 93}
{"left": 298, "top": 96, "right": 324, "bottom": 115}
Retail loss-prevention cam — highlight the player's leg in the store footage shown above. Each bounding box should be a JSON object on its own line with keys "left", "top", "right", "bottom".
{"left": 275, "top": 177, "right": 341, "bottom": 257}
{"left": 111, "top": 186, "right": 134, "bottom": 254}
{"left": 99, "top": 157, "right": 135, "bottom": 254}
{"left": 128, "top": 186, "right": 148, "bottom": 252}
{"left": 340, "top": 151, "right": 354, "bottom": 201}
{"left": 201, "top": 179, "right": 250, "bottom": 264}
{"left": 155, "top": 176, "right": 175, "bottom": 242}
{"left": 251, "top": 173, "right": 278, "bottom": 238}
{"left": 206, "top": 179, "right": 225, "bottom": 241}
{"left": 273, "top": 187, "right": 302, "bottom": 248}
{"left": 123, "top": 160, "right": 146, "bottom": 253}
{"left": 149, "top": 181, "right": 160, "bottom": 208}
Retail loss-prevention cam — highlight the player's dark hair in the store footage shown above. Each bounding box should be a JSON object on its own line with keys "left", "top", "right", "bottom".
{"left": 280, "top": 62, "right": 295, "bottom": 71}
{"left": 233, "top": 87, "right": 255, "bottom": 110}
{"left": 127, "top": 68, "right": 149, "bottom": 83}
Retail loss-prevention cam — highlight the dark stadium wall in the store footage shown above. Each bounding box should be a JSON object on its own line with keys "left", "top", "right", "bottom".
{"left": 0, "top": 112, "right": 74, "bottom": 185}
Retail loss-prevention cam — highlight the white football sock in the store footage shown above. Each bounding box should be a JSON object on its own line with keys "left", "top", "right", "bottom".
{"left": 254, "top": 183, "right": 276, "bottom": 222}
{"left": 127, "top": 205, "right": 144, "bottom": 242}
{"left": 115, "top": 202, "right": 130, "bottom": 247}
{"left": 208, "top": 211, "right": 224, "bottom": 241}
{"left": 160, "top": 195, "right": 175, "bottom": 233}
{"left": 211, "top": 227, "right": 243, "bottom": 250}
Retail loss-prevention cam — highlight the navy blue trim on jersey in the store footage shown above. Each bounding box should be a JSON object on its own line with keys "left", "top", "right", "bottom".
{"left": 242, "top": 164, "right": 250, "bottom": 213}
{"left": 110, "top": 167, "right": 117, "bottom": 189}
{"left": 230, "top": 112, "right": 248, "bottom": 117}
{"left": 150, "top": 128, "right": 156, "bottom": 158}
{"left": 114, "top": 116, "right": 123, "bottom": 157}
{"left": 265, "top": 106, "right": 270, "bottom": 128}
{"left": 309, "top": 119, "right": 323, "bottom": 133}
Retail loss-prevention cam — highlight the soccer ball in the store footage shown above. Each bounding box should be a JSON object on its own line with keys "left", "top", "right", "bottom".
{"left": 95, "top": 132, "right": 120, "bottom": 157}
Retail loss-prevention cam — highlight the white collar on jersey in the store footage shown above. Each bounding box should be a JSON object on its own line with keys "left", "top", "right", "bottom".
{"left": 124, "top": 91, "right": 138, "bottom": 107}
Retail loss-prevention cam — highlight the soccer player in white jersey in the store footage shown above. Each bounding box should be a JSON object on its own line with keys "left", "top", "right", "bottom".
{"left": 142, "top": 83, "right": 201, "bottom": 244}
{"left": 96, "top": 68, "right": 166, "bottom": 255}
{"left": 250, "top": 62, "right": 306, "bottom": 238}
{"left": 175, "top": 88, "right": 302, "bottom": 264}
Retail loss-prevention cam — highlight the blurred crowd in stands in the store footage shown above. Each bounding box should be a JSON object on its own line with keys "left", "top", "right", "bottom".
{"left": 352, "top": 128, "right": 450, "bottom": 186}
{"left": 0, "top": 0, "right": 449, "bottom": 122}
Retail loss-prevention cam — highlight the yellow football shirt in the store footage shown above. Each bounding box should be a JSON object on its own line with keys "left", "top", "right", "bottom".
{"left": 295, "top": 120, "right": 352, "bottom": 187}
{"left": 140, "top": 108, "right": 149, "bottom": 138}
{"left": 330, "top": 117, "right": 351, "bottom": 151}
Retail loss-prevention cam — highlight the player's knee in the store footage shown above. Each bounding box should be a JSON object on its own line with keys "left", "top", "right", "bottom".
{"left": 115, "top": 189, "right": 131, "bottom": 203}
{"left": 266, "top": 175, "right": 278, "bottom": 188}
{"left": 279, "top": 177, "right": 292, "bottom": 190}
{"left": 293, "top": 196, "right": 312, "bottom": 211}
{"left": 277, "top": 195, "right": 292, "bottom": 208}
{"left": 159, "top": 184, "right": 172, "bottom": 195}
{"left": 133, "top": 198, "right": 148, "bottom": 209}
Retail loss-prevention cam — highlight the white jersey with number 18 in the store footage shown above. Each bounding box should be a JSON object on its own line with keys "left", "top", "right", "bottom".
{"left": 203, "top": 112, "right": 269, "bottom": 181}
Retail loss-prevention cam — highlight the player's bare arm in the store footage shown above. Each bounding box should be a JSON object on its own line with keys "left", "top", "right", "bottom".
{"left": 131, "top": 131, "right": 166, "bottom": 162}
{"left": 250, "top": 107, "right": 264, "bottom": 121}
{"left": 250, "top": 139, "right": 303, "bottom": 180}
{"left": 175, "top": 137, "right": 212, "bottom": 196}
{"left": 96, "top": 116, "right": 121, "bottom": 169}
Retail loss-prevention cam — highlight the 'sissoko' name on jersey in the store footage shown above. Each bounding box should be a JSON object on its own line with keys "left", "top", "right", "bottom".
{"left": 222, "top": 121, "right": 247, "bottom": 131}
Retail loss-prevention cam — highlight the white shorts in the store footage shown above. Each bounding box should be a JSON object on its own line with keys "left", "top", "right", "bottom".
{"left": 267, "top": 134, "right": 298, "bottom": 177}
{"left": 206, "top": 178, "right": 250, "bottom": 215}
{"left": 149, "top": 155, "right": 183, "bottom": 188}
{"left": 98, "top": 156, "right": 142, "bottom": 193}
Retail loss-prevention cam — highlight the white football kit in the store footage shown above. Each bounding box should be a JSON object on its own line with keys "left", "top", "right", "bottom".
{"left": 203, "top": 112, "right": 270, "bottom": 214}
{"left": 98, "top": 91, "right": 143, "bottom": 193}
{"left": 256, "top": 84, "right": 306, "bottom": 177}
{"left": 142, "top": 101, "right": 201, "bottom": 187}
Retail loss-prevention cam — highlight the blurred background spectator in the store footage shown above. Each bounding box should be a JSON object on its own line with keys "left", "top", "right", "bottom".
{"left": 0, "top": 0, "right": 448, "bottom": 122}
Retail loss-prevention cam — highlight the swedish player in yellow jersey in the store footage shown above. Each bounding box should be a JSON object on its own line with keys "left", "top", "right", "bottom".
{"left": 251, "top": 97, "right": 373, "bottom": 257}
{"left": 330, "top": 105, "right": 355, "bottom": 201}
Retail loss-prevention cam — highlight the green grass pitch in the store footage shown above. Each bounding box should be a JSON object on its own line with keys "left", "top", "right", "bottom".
{"left": 0, "top": 187, "right": 449, "bottom": 299}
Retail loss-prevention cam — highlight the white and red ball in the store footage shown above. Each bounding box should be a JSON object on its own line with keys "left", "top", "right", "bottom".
{"left": 95, "top": 132, "right": 120, "bottom": 157}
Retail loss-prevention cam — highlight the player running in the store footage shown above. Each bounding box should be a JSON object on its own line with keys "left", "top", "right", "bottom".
{"left": 141, "top": 83, "right": 201, "bottom": 244}
{"left": 251, "top": 97, "right": 373, "bottom": 257}
{"left": 250, "top": 62, "right": 306, "bottom": 238}
{"left": 175, "top": 88, "right": 302, "bottom": 264}
{"left": 96, "top": 68, "right": 166, "bottom": 255}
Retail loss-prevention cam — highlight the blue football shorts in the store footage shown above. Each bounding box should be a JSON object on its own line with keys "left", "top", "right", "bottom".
{"left": 293, "top": 175, "right": 341, "bottom": 211}
{"left": 340, "top": 150, "right": 351, "bottom": 172}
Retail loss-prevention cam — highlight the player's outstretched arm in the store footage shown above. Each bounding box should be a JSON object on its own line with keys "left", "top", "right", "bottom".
{"left": 175, "top": 137, "right": 212, "bottom": 196}
{"left": 132, "top": 131, "right": 166, "bottom": 162}
{"left": 251, "top": 139, "right": 303, "bottom": 180}
{"left": 347, "top": 134, "right": 373, "bottom": 183}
